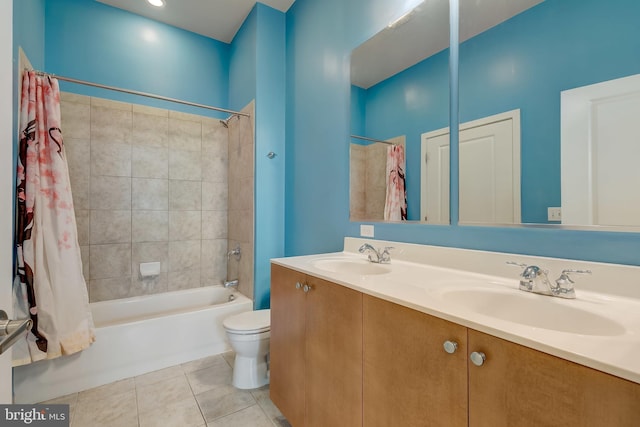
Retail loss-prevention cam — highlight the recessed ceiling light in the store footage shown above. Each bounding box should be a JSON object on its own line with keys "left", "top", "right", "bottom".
{"left": 147, "top": 0, "right": 165, "bottom": 7}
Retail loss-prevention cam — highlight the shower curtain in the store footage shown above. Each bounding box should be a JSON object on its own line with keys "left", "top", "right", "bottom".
{"left": 383, "top": 144, "right": 407, "bottom": 221}
{"left": 13, "top": 71, "right": 95, "bottom": 365}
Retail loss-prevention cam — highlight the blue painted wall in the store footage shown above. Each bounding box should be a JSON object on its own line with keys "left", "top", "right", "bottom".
{"left": 44, "top": 0, "right": 230, "bottom": 118}
{"left": 229, "top": 6, "right": 257, "bottom": 111}
{"left": 285, "top": 0, "right": 640, "bottom": 266}
{"left": 254, "top": 4, "right": 286, "bottom": 309}
{"left": 230, "top": 4, "right": 286, "bottom": 309}
{"left": 460, "top": 0, "right": 640, "bottom": 223}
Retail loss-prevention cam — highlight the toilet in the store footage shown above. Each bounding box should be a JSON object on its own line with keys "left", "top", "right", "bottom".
{"left": 223, "top": 309, "right": 271, "bottom": 389}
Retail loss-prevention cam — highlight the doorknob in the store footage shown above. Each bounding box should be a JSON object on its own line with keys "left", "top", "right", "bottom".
{"left": 0, "top": 310, "right": 33, "bottom": 355}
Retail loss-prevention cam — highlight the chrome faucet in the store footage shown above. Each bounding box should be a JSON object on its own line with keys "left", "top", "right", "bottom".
{"left": 507, "top": 262, "right": 591, "bottom": 299}
{"left": 358, "top": 243, "right": 393, "bottom": 264}
{"left": 224, "top": 279, "right": 239, "bottom": 289}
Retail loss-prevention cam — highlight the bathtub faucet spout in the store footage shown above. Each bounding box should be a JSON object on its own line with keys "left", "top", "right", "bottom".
{"left": 224, "top": 279, "right": 239, "bottom": 289}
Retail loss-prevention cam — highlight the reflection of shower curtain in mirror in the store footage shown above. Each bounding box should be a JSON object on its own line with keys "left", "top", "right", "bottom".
{"left": 13, "top": 71, "right": 95, "bottom": 365}
{"left": 384, "top": 145, "right": 407, "bottom": 221}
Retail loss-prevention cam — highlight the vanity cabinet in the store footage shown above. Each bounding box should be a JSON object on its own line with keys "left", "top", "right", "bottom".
{"left": 468, "top": 330, "right": 640, "bottom": 427}
{"left": 271, "top": 265, "right": 640, "bottom": 427}
{"left": 363, "top": 295, "right": 468, "bottom": 427}
{"left": 270, "top": 265, "right": 363, "bottom": 427}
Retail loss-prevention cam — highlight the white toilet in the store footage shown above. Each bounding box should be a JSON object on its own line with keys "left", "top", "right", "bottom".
{"left": 223, "top": 309, "right": 271, "bottom": 389}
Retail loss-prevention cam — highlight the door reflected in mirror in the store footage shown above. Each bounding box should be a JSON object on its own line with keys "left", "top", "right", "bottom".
{"left": 459, "top": 0, "right": 640, "bottom": 229}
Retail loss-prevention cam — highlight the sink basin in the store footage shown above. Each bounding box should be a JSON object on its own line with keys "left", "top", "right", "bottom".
{"left": 312, "top": 259, "right": 391, "bottom": 276}
{"left": 440, "top": 288, "right": 626, "bottom": 336}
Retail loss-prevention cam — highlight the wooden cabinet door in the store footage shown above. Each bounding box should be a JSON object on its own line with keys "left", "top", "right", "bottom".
{"left": 305, "top": 276, "right": 363, "bottom": 427}
{"left": 270, "top": 265, "right": 307, "bottom": 427}
{"left": 468, "top": 329, "right": 640, "bottom": 427}
{"left": 363, "top": 296, "right": 468, "bottom": 427}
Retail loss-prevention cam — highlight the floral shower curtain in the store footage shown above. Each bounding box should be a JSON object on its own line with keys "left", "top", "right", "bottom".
{"left": 13, "top": 71, "right": 95, "bottom": 365}
{"left": 383, "top": 144, "right": 407, "bottom": 221}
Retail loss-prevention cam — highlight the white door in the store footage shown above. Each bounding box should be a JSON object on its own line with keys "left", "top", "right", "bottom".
{"left": 422, "top": 110, "right": 521, "bottom": 224}
{"left": 561, "top": 73, "right": 640, "bottom": 227}
{"left": 422, "top": 132, "right": 450, "bottom": 223}
{"left": 1, "top": 0, "right": 14, "bottom": 403}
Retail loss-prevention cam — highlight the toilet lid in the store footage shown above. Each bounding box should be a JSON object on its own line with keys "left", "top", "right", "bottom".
{"left": 224, "top": 309, "right": 270, "bottom": 334}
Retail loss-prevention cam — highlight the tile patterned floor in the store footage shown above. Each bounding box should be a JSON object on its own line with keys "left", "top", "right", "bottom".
{"left": 41, "top": 352, "right": 291, "bottom": 427}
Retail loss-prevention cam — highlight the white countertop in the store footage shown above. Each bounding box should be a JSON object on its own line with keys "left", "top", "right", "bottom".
{"left": 272, "top": 238, "right": 640, "bottom": 385}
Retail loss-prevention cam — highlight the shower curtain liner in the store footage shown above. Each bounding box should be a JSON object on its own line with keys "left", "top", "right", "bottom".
{"left": 384, "top": 144, "right": 408, "bottom": 221}
{"left": 13, "top": 71, "right": 95, "bottom": 366}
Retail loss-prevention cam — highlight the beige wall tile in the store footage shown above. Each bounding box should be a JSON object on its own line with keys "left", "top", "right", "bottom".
{"left": 202, "top": 149, "right": 228, "bottom": 183}
{"left": 169, "top": 180, "right": 202, "bottom": 210}
{"left": 132, "top": 242, "right": 169, "bottom": 274}
{"left": 61, "top": 101, "right": 90, "bottom": 139}
{"left": 169, "top": 118, "right": 202, "bottom": 151}
{"left": 91, "top": 105, "right": 132, "bottom": 145}
{"left": 202, "top": 119, "right": 228, "bottom": 151}
{"left": 90, "top": 176, "right": 131, "bottom": 210}
{"left": 80, "top": 245, "right": 90, "bottom": 284}
{"left": 61, "top": 92, "right": 90, "bottom": 104}
{"left": 130, "top": 273, "right": 168, "bottom": 297}
{"left": 75, "top": 209, "right": 89, "bottom": 246}
{"left": 132, "top": 146, "right": 168, "bottom": 179}
{"left": 132, "top": 210, "right": 169, "bottom": 242}
{"left": 132, "top": 112, "right": 169, "bottom": 148}
{"left": 202, "top": 210, "right": 227, "bottom": 240}
{"left": 169, "top": 110, "right": 204, "bottom": 123}
{"left": 133, "top": 104, "right": 168, "bottom": 117}
{"left": 89, "top": 277, "right": 133, "bottom": 302}
{"left": 202, "top": 181, "right": 227, "bottom": 211}
{"left": 169, "top": 211, "right": 202, "bottom": 241}
{"left": 89, "top": 244, "right": 131, "bottom": 280}
{"left": 90, "top": 210, "right": 131, "bottom": 245}
{"left": 91, "top": 97, "right": 132, "bottom": 111}
{"left": 132, "top": 178, "right": 169, "bottom": 210}
{"left": 91, "top": 142, "right": 131, "bottom": 177}
{"left": 169, "top": 149, "right": 202, "bottom": 181}
{"left": 169, "top": 240, "right": 201, "bottom": 272}
{"left": 201, "top": 239, "right": 227, "bottom": 286}
{"left": 168, "top": 268, "right": 201, "bottom": 291}
{"left": 65, "top": 138, "right": 90, "bottom": 210}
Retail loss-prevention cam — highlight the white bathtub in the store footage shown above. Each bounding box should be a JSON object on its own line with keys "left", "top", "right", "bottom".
{"left": 12, "top": 286, "right": 252, "bottom": 403}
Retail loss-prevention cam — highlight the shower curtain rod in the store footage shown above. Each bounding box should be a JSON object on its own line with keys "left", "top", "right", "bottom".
{"left": 351, "top": 134, "right": 398, "bottom": 145}
{"left": 32, "top": 70, "right": 250, "bottom": 117}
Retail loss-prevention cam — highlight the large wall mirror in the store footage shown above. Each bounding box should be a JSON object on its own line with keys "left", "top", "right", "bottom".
{"left": 458, "top": 0, "right": 640, "bottom": 229}
{"left": 349, "top": 0, "right": 450, "bottom": 223}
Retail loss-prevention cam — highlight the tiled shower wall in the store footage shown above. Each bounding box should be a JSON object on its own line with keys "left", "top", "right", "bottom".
{"left": 350, "top": 137, "right": 406, "bottom": 221}
{"left": 61, "top": 92, "right": 254, "bottom": 302}
{"left": 227, "top": 102, "right": 255, "bottom": 300}
{"left": 350, "top": 143, "right": 387, "bottom": 221}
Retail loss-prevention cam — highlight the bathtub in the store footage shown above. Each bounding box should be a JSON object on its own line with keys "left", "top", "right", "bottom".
{"left": 12, "top": 285, "right": 252, "bottom": 403}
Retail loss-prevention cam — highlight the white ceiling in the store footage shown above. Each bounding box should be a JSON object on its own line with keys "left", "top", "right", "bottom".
{"left": 96, "top": 0, "right": 296, "bottom": 43}
{"left": 352, "top": 0, "right": 545, "bottom": 89}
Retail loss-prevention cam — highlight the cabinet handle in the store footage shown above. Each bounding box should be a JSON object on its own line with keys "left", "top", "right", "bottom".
{"left": 295, "top": 282, "right": 302, "bottom": 290}
{"left": 443, "top": 340, "right": 458, "bottom": 354}
{"left": 470, "top": 351, "right": 486, "bottom": 367}
{"left": 303, "top": 284, "right": 312, "bottom": 293}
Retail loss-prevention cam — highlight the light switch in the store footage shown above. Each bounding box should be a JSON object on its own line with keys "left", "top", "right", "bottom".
{"left": 360, "top": 224, "right": 375, "bottom": 237}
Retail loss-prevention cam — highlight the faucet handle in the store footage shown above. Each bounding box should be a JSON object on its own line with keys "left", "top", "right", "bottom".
{"left": 556, "top": 269, "right": 592, "bottom": 285}
{"left": 378, "top": 246, "right": 394, "bottom": 263}
{"left": 506, "top": 261, "right": 528, "bottom": 269}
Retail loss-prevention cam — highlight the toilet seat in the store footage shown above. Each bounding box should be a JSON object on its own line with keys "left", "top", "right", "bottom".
{"left": 223, "top": 309, "right": 270, "bottom": 335}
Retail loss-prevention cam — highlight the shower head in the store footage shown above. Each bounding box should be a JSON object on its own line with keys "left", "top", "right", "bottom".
{"left": 220, "top": 114, "right": 240, "bottom": 128}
